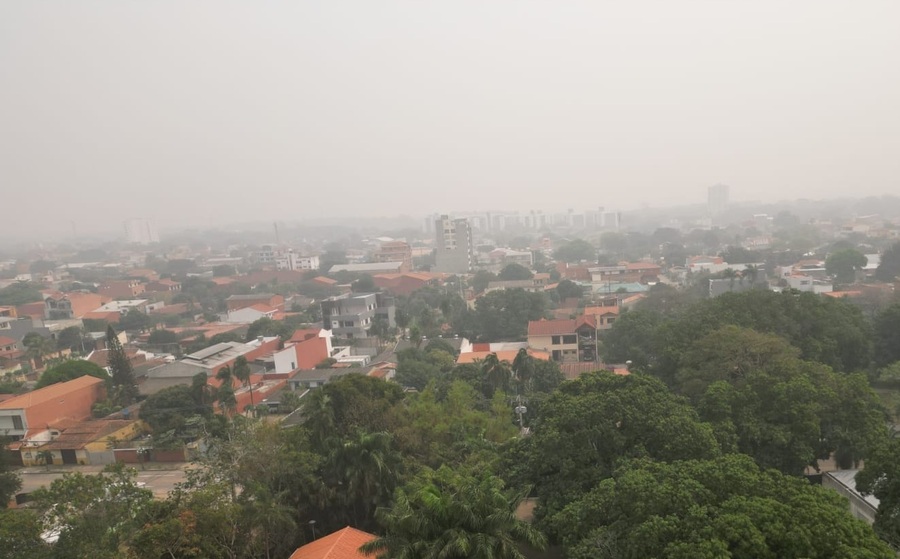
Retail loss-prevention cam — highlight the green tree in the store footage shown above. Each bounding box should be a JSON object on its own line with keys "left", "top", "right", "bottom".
{"left": 0, "top": 436, "right": 22, "bottom": 508}
{"left": 33, "top": 465, "right": 154, "bottom": 559}
{"left": 147, "top": 329, "right": 179, "bottom": 346}
{"left": 232, "top": 355, "right": 253, "bottom": 410}
{"left": 468, "top": 289, "right": 548, "bottom": 341}
{"left": 497, "top": 263, "right": 533, "bottom": 281}
{"left": 876, "top": 241, "right": 900, "bottom": 282}
{"left": 677, "top": 326, "right": 887, "bottom": 473}
{"left": 555, "top": 279, "right": 583, "bottom": 302}
{"left": 322, "top": 430, "right": 403, "bottom": 531}
{"left": 826, "top": 248, "right": 868, "bottom": 284}
{"left": 22, "top": 332, "right": 56, "bottom": 367}
{"left": 362, "top": 465, "right": 546, "bottom": 559}
{"left": 106, "top": 326, "right": 138, "bottom": 406}
{"left": 118, "top": 309, "right": 154, "bottom": 332}
{"left": 141, "top": 384, "right": 212, "bottom": 439}
{"left": 245, "top": 317, "right": 293, "bottom": 341}
{"left": 874, "top": 303, "right": 900, "bottom": 367}
{"left": 0, "top": 509, "right": 49, "bottom": 559}
{"left": 216, "top": 365, "right": 238, "bottom": 416}
{"left": 470, "top": 270, "right": 497, "bottom": 294}
{"left": 35, "top": 359, "right": 108, "bottom": 389}
{"left": 0, "top": 282, "right": 42, "bottom": 306}
{"left": 56, "top": 326, "right": 85, "bottom": 354}
{"left": 553, "top": 239, "right": 596, "bottom": 263}
{"left": 551, "top": 455, "right": 892, "bottom": 559}
{"left": 525, "top": 372, "right": 720, "bottom": 524}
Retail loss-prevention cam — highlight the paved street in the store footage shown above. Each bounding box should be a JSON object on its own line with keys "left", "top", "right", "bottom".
{"left": 17, "top": 464, "right": 189, "bottom": 499}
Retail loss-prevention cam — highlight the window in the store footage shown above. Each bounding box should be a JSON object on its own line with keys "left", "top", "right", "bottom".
{"left": 551, "top": 336, "right": 561, "bottom": 345}
{"left": 563, "top": 335, "right": 577, "bottom": 344}
{"left": 12, "top": 415, "right": 24, "bottom": 430}
{"left": 607, "top": 318, "right": 616, "bottom": 324}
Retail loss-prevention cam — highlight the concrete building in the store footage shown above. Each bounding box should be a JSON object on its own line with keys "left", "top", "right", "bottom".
{"left": 321, "top": 292, "right": 396, "bottom": 339}
{"left": 44, "top": 292, "right": 111, "bottom": 320}
{"left": 708, "top": 183, "right": 730, "bottom": 215}
{"left": 0, "top": 376, "right": 106, "bottom": 441}
{"left": 275, "top": 250, "right": 319, "bottom": 271}
{"left": 373, "top": 241, "right": 413, "bottom": 271}
{"left": 434, "top": 215, "right": 474, "bottom": 274}
{"left": 124, "top": 218, "right": 160, "bottom": 245}
{"left": 329, "top": 262, "right": 406, "bottom": 275}
{"left": 822, "top": 470, "right": 878, "bottom": 525}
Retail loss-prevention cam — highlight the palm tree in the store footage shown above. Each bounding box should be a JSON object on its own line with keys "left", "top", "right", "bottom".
{"left": 232, "top": 356, "right": 253, "bottom": 409}
{"left": 303, "top": 390, "right": 336, "bottom": 450}
{"left": 481, "top": 353, "right": 511, "bottom": 396}
{"left": 327, "top": 430, "right": 402, "bottom": 530}
{"left": 362, "top": 468, "right": 546, "bottom": 559}
{"left": 512, "top": 348, "right": 534, "bottom": 393}
{"left": 216, "top": 365, "right": 237, "bottom": 416}
{"left": 23, "top": 333, "right": 56, "bottom": 370}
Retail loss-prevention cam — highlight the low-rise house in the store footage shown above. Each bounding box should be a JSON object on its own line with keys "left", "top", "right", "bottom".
{"left": 19, "top": 419, "right": 140, "bottom": 466}
{"left": 145, "top": 279, "right": 182, "bottom": 293}
{"left": 99, "top": 280, "right": 146, "bottom": 299}
{"left": 0, "top": 376, "right": 106, "bottom": 441}
{"left": 372, "top": 273, "right": 441, "bottom": 296}
{"left": 44, "top": 292, "right": 111, "bottom": 320}
{"left": 226, "top": 293, "right": 285, "bottom": 312}
{"left": 527, "top": 316, "right": 598, "bottom": 362}
{"left": 583, "top": 305, "right": 620, "bottom": 330}
{"left": 225, "top": 304, "right": 280, "bottom": 324}
{"left": 140, "top": 336, "right": 280, "bottom": 396}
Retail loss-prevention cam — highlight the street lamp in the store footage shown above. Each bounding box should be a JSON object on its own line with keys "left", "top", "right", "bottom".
{"left": 308, "top": 519, "right": 317, "bottom": 540}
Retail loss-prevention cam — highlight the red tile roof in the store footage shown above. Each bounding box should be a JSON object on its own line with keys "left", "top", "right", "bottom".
{"left": 288, "top": 526, "right": 376, "bottom": 559}
{"left": 0, "top": 336, "right": 17, "bottom": 346}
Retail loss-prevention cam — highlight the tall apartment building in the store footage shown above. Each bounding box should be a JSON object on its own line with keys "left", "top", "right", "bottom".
{"left": 708, "top": 183, "right": 730, "bottom": 215}
{"left": 434, "top": 215, "right": 474, "bottom": 274}
{"left": 124, "top": 219, "right": 160, "bottom": 245}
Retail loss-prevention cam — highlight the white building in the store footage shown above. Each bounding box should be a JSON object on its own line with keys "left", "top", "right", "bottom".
{"left": 275, "top": 251, "right": 320, "bottom": 271}
{"left": 124, "top": 219, "right": 160, "bottom": 245}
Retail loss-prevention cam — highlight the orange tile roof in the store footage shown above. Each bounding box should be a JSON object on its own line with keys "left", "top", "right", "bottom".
{"left": 0, "top": 375, "right": 104, "bottom": 410}
{"left": 288, "top": 526, "right": 376, "bottom": 559}
{"left": 312, "top": 276, "right": 338, "bottom": 285}
{"left": 0, "top": 336, "right": 17, "bottom": 346}
{"left": 823, "top": 291, "right": 863, "bottom": 298}
{"left": 584, "top": 305, "right": 620, "bottom": 316}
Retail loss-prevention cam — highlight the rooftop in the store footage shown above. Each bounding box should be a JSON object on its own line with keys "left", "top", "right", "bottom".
{"left": 527, "top": 316, "right": 597, "bottom": 337}
{"left": 0, "top": 376, "right": 104, "bottom": 410}
{"left": 288, "top": 526, "right": 376, "bottom": 559}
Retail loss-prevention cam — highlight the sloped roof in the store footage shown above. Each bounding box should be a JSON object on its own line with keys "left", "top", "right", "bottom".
{"left": 288, "top": 526, "right": 376, "bottom": 559}
{"left": 527, "top": 316, "right": 596, "bottom": 336}
{"left": 37, "top": 419, "right": 135, "bottom": 450}
{"left": 0, "top": 375, "right": 104, "bottom": 410}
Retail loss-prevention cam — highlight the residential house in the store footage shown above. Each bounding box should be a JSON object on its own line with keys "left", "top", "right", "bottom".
{"left": 785, "top": 275, "right": 833, "bottom": 294}
{"left": 225, "top": 304, "right": 279, "bottom": 324}
{"left": 282, "top": 329, "right": 333, "bottom": 370}
{"left": 288, "top": 526, "right": 376, "bottom": 559}
{"left": 485, "top": 274, "right": 551, "bottom": 294}
{"left": 275, "top": 251, "right": 320, "bottom": 272}
{"left": 0, "top": 376, "right": 106, "bottom": 441}
{"left": 99, "top": 280, "right": 146, "bottom": 300}
{"left": 145, "top": 279, "right": 182, "bottom": 293}
{"left": 583, "top": 305, "right": 620, "bottom": 330}
{"left": 527, "top": 316, "right": 598, "bottom": 362}
{"left": 488, "top": 248, "right": 534, "bottom": 268}
{"left": 139, "top": 337, "right": 281, "bottom": 396}
{"left": 372, "top": 273, "right": 441, "bottom": 296}
{"left": 226, "top": 293, "right": 285, "bottom": 313}
{"left": 589, "top": 262, "right": 661, "bottom": 285}
{"left": 321, "top": 293, "right": 396, "bottom": 339}
{"left": 44, "top": 292, "right": 111, "bottom": 320}
{"left": 19, "top": 419, "right": 140, "bottom": 466}
{"left": 373, "top": 241, "right": 413, "bottom": 272}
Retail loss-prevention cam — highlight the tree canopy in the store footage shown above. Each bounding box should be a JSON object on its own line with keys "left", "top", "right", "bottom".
{"left": 35, "top": 360, "right": 108, "bottom": 389}
{"left": 826, "top": 248, "right": 868, "bottom": 284}
{"left": 875, "top": 241, "right": 900, "bottom": 282}
{"left": 497, "top": 263, "right": 533, "bottom": 281}
{"left": 550, "top": 454, "right": 893, "bottom": 559}
{"left": 553, "top": 239, "right": 596, "bottom": 263}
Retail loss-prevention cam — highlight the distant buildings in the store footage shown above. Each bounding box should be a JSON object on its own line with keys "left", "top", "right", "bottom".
{"left": 124, "top": 218, "right": 160, "bottom": 244}
{"left": 708, "top": 184, "right": 730, "bottom": 215}
{"left": 321, "top": 292, "right": 396, "bottom": 339}
{"left": 434, "top": 215, "right": 474, "bottom": 274}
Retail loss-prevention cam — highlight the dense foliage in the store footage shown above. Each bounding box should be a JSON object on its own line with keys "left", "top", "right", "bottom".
{"left": 35, "top": 360, "right": 108, "bottom": 389}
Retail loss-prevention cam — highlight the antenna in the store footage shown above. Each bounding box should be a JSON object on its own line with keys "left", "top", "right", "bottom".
{"left": 273, "top": 221, "right": 281, "bottom": 245}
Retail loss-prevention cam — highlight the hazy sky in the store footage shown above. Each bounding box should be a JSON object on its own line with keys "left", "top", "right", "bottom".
{"left": 2, "top": 1, "right": 899, "bottom": 236}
